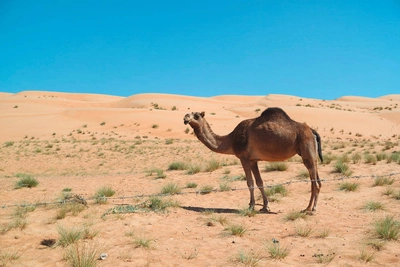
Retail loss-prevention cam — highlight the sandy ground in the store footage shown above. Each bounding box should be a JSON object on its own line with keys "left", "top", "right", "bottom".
{"left": 0, "top": 91, "right": 400, "bottom": 266}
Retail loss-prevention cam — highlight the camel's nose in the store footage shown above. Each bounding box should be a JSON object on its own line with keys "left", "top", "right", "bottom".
{"left": 183, "top": 115, "right": 190, "bottom": 125}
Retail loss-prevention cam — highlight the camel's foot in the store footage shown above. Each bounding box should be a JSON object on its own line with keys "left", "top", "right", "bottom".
{"left": 301, "top": 208, "right": 314, "bottom": 215}
{"left": 248, "top": 205, "right": 255, "bottom": 211}
{"left": 260, "top": 206, "right": 271, "bottom": 213}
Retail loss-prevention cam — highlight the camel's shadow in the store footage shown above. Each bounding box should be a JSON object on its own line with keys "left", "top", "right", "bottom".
{"left": 180, "top": 206, "right": 278, "bottom": 215}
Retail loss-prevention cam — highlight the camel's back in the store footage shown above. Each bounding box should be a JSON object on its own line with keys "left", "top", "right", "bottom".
{"left": 260, "top": 107, "right": 293, "bottom": 122}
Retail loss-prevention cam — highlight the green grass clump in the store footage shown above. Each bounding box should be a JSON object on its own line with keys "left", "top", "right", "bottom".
{"left": 0, "top": 250, "right": 22, "bottom": 266}
{"left": 387, "top": 152, "right": 400, "bottom": 163}
{"left": 233, "top": 249, "right": 261, "bottom": 266}
{"left": 64, "top": 242, "right": 101, "bottom": 267}
{"left": 224, "top": 224, "right": 247, "bottom": 237}
{"left": 351, "top": 152, "right": 362, "bottom": 163}
{"left": 295, "top": 222, "right": 313, "bottom": 237}
{"left": 263, "top": 185, "right": 288, "bottom": 202}
{"left": 133, "top": 235, "right": 154, "bottom": 249}
{"left": 57, "top": 225, "right": 83, "bottom": 247}
{"left": 14, "top": 173, "right": 38, "bottom": 189}
{"left": 364, "top": 154, "right": 377, "bottom": 165}
{"left": 186, "top": 182, "right": 198, "bottom": 189}
{"left": 186, "top": 164, "right": 201, "bottom": 175}
{"left": 146, "top": 196, "right": 179, "bottom": 212}
{"left": 146, "top": 168, "right": 166, "bottom": 179}
{"left": 264, "top": 240, "right": 290, "bottom": 260}
{"left": 338, "top": 182, "right": 359, "bottom": 192}
{"left": 363, "top": 201, "right": 385, "bottom": 212}
{"left": 373, "top": 215, "right": 400, "bottom": 240}
{"left": 264, "top": 162, "right": 288, "bottom": 172}
{"left": 168, "top": 161, "right": 187, "bottom": 171}
{"left": 161, "top": 183, "right": 181, "bottom": 195}
{"left": 284, "top": 210, "right": 307, "bottom": 221}
{"left": 373, "top": 176, "right": 395, "bottom": 187}
{"left": 219, "top": 182, "right": 231, "bottom": 192}
{"left": 199, "top": 185, "right": 214, "bottom": 195}
{"left": 204, "top": 158, "right": 222, "bottom": 172}
{"left": 334, "top": 161, "right": 353, "bottom": 176}
{"left": 94, "top": 186, "right": 115, "bottom": 204}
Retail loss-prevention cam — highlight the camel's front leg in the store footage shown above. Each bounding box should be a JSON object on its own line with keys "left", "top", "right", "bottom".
{"left": 251, "top": 162, "right": 270, "bottom": 212}
{"left": 240, "top": 159, "right": 255, "bottom": 210}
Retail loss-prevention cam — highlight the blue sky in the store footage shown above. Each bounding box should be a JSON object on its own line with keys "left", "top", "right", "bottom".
{"left": 1, "top": 1, "right": 399, "bottom": 100}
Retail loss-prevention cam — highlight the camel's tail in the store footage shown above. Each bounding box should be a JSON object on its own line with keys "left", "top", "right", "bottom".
{"left": 312, "top": 129, "right": 323, "bottom": 163}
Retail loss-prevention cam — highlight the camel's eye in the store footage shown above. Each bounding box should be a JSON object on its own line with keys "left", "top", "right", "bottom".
{"left": 193, "top": 113, "right": 200, "bottom": 120}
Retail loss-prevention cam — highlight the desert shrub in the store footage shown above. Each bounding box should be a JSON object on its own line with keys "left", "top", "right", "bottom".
{"left": 94, "top": 186, "right": 115, "bottom": 204}
{"left": 15, "top": 173, "right": 38, "bottom": 189}
{"left": 219, "top": 182, "right": 231, "bottom": 192}
{"left": 224, "top": 224, "right": 247, "bottom": 236}
{"left": 146, "top": 168, "right": 166, "bottom": 179}
{"left": 146, "top": 196, "right": 179, "bottom": 212}
{"left": 264, "top": 240, "right": 290, "bottom": 260}
{"left": 168, "top": 161, "right": 187, "bottom": 171}
{"left": 199, "top": 185, "right": 214, "bottom": 194}
{"left": 57, "top": 225, "right": 83, "bottom": 247}
{"left": 233, "top": 250, "right": 261, "bottom": 266}
{"left": 373, "top": 215, "right": 400, "bottom": 240}
{"left": 373, "top": 176, "right": 395, "bottom": 187}
{"left": 133, "top": 235, "right": 154, "bottom": 249}
{"left": 186, "top": 164, "right": 201, "bottom": 175}
{"left": 339, "top": 182, "right": 359, "bottom": 192}
{"left": 351, "top": 152, "right": 362, "bottom": 163}
{"left": 204, "top": 158, "right": 222, "bottom": 172}
{"left": 376, "top": 153, "right": 387, "bottom": 161}
{"left": 334, "top": 161, "right": 353, "bottom": 176}
{"left": 186, "top": 182, "right": 197, "bottom": 188}
{"left": 363, "top": 201, "right": 385, "bottom": 211}
{"left": 264, "top": 162, "right": 288, "bottom": 172}
{"left": 161, "top": 183, "right": 181, "bottom": 195}
{"left": 295, "top": 222, "right": 313, "bottom": 237}
{"left": 284, "top": 210, "right": 307, "bottom": 221}
{"left": 364, "top": 154, "right": 377, "bottom": 165}
{"left": 265, "top": 185, "right": 287, "bottom": 197}
{"left": 64, "top": 242, "right": 100, "bottom": 267}
{"left": 387, "top": 152, "right": 400, "bottom": 163}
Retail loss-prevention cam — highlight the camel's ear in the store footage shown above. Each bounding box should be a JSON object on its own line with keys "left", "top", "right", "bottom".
{"left": 200, "top": 111, "right": 205, "bottom": 118}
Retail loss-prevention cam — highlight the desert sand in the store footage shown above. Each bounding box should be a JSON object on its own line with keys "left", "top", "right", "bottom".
{"left": 0, "top": 91, "right": 399, "bottom": 266}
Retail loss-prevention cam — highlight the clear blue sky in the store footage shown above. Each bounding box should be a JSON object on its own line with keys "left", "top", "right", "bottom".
{"left": 1, "top": 1, "right": 399, "bottom": 100}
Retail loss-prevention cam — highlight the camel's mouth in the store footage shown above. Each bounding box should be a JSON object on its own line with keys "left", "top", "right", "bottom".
{"left": 183, "top": 114, "right": 191, "bottom": 125}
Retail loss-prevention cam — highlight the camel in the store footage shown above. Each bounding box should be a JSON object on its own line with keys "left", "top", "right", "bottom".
{"left": 183, "top": 107, "right": 323, "bottom": 213}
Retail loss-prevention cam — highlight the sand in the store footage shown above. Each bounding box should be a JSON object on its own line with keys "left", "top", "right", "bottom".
{"left": 0, "top": 91, "right": 399, "bottom": 266}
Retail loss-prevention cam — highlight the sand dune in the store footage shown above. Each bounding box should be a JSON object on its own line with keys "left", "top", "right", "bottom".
{"left": 0, "top": 91, "right": 400, "bottom": 266}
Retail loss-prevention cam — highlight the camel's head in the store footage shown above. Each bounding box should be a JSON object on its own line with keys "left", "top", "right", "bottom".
{"left": 183, "top": 111, "right": 205, "bottom": 127}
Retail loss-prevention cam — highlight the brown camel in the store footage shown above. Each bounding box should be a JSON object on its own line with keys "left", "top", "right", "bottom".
{"left": 183, "top": 107, "right": 323, "bottom": 213}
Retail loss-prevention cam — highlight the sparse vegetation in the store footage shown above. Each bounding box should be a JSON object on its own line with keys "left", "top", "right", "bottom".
{"left": 94, "top": 186, "right": 115, "bottom": 204}
{"left": 233, "top": 249, "right": 261, "bottom": 266}
{"left": 224, "top": 224, "right": 247, "bottom": 237}
{"left": 373, "top": 215, "right": 400, "bottom": 240}
{"left": 64, "top": 242, "right": 101, "bottom": 267}
{"left": 284, "top": 210, "right": 307, "bottom": 221}
{"left": 265, "top": 240, "right": 290, "bottom": 260}
{"left": 14, "top": 173, "right": 38, "bottom": 189}
{"left": 264, "top": 162, "right": 288, "bottom": 172}
{"left": 373, "top": 176, "right": 395, "bottom": 187}
{"left": 161, "top": 183, "right": 181, "bottom": 195}
{"left": 338, "top": 182, "right": 359, "bottom": 192}
{"left": 363, "top": 201, "right": 385, "bottom": 212}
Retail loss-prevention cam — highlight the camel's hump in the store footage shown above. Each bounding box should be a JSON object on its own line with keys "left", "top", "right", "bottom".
{"left": 260, "top": 107, "right": 292, "bottom": 120}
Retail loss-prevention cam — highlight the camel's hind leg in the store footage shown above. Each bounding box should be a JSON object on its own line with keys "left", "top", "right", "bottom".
{"left": 302, "top": 158, "right": 321, "bottom": 213}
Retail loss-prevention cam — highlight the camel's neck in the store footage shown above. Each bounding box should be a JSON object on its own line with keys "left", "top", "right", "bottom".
{"left": 193, "top": 120, "right": 235, "bottom": 155}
